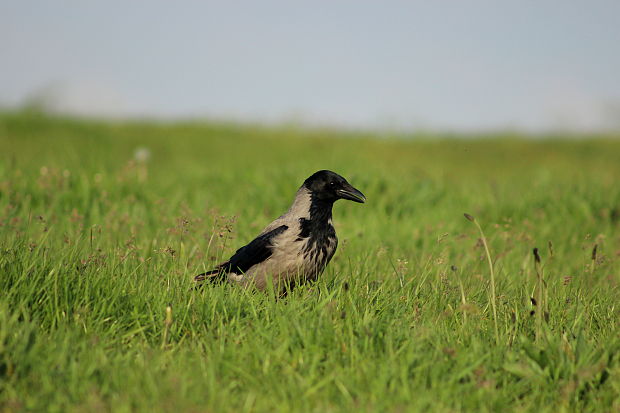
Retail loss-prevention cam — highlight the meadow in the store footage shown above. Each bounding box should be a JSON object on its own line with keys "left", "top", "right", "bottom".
{"left": 0, "top": 110, "right": 619, "bottom": 412}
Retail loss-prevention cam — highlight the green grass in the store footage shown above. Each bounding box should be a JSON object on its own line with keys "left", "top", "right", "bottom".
{"left": 1, "top": 110, "right": 619, "bottom": 412}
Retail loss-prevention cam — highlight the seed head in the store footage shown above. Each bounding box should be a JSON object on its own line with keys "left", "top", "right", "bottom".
{"left": 165, "top": 304, "right": 173, "bottom": 327}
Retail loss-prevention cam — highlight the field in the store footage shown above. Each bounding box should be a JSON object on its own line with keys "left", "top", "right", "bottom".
{"left": 1, "top": 111, "right": 619, "bottom": 412}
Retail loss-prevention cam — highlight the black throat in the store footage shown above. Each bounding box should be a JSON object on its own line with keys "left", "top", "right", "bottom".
{"left": 296, "top": 193, "right": 338, "bottom": 273}
{"left": 297, "top": 194, "right": 335, "bottom": 241}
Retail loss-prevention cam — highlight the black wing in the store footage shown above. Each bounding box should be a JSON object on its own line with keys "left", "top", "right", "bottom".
{"left": 195, "top": 225, "right": 288, "bottom": 282}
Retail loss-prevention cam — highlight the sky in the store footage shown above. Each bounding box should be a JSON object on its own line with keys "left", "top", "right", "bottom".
{"left": 2, "top": 1, "right": 620, "bottom": 132}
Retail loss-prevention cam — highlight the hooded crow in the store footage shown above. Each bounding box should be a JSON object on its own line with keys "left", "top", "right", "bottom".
{"left": 195, "top": 170, "right": 365, "bottom": 291}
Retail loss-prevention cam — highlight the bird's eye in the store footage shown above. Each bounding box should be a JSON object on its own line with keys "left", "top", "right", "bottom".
{"left": 329, "top": 181, "right": 336, "bottom": 186}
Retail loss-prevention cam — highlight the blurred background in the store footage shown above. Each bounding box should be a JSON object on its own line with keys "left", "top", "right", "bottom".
{"left": 2, "top": 0, "right": 620, "bottom": 133}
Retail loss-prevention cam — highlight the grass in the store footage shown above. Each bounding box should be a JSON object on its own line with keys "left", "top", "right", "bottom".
{"left": 1, "top": 110, "right": 619, "bottom": 412}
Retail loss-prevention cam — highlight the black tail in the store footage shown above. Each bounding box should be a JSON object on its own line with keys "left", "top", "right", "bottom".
{"left": 194, "top": 263, "right": 229, "bottom": 283}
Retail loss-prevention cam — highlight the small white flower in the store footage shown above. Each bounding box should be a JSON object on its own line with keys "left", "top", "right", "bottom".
{"left": 134, "top": 147, "right": 151, "bottom": 163}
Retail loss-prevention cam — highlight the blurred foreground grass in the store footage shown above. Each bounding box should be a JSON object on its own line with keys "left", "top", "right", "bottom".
{"left": 1, "top": 111, "right": 619, "bottom": 412}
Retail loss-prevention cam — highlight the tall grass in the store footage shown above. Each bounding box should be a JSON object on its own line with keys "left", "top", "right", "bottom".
{"left": 464, "top": 213, "right": 499, "bottom": 345}
{"left": 1, "top": 111, "right": 619, "bottom": 412}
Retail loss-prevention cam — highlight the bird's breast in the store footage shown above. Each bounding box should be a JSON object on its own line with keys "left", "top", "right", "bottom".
{"left": 296, "top": 219, "right": 338, "bottom": 277}
{"left": 239, "top": 217, "right": 338, "bottom": 290}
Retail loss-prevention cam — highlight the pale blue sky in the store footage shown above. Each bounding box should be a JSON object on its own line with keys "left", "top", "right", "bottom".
{"left": 2, "top": 1, "right": 619, "bottom": 131}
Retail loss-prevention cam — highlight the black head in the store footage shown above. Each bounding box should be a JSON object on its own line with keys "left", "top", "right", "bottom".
{"left": 302, "top": 170, "right": 366, "bottom": 204}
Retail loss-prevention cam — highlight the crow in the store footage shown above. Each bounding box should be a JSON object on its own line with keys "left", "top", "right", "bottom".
{"left": 195, "top": 170, "right": 365, "bottom": 291}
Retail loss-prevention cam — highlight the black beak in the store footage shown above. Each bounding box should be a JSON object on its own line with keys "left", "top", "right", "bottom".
{"left": 336, "top": 183, "right": 366, "bottom": 203}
